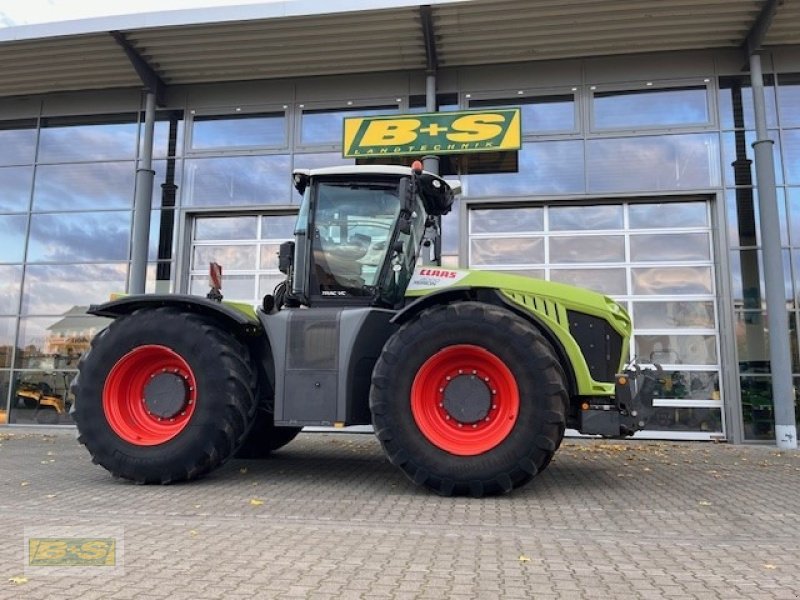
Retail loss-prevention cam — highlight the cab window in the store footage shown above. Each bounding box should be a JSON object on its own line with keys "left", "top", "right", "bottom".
{"left": 311, "top": 181, "right": 400, "bottom": 297}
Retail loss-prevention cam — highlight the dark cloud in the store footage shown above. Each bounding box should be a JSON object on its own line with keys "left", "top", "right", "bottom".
{"left": 33, "top": 162, "right": 135, "bottom": 211}
{"left": 27, "top": 212, "right": 131, "bottom": 262}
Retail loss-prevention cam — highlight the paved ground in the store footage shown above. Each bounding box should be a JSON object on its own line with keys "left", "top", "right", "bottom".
{"left": 0, "top": 430, "right": 798, "bottom": 600}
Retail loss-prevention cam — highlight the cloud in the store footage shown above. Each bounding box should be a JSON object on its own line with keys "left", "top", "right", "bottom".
{"left": 0, "top": 12, "right": 17, "bottom": 27}
{"left": 27, "top": 212, "right": 131, "bottom": 263}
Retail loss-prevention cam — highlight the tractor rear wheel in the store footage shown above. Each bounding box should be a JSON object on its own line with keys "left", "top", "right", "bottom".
{"left": 370, "top": 301, "right": 567, "bottom": 497}
{"left": 72, "top": 307, "right": 257, "bottom": 484}
{"left": 236, "top": 409, "right": 302, "bottom": 458}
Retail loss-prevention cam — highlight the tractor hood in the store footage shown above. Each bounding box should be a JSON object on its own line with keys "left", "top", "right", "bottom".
{"left": 405, "top": 266, "right": 631, "bottom": 334}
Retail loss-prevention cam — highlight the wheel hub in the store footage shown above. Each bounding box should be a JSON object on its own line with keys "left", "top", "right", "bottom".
{"left": 103, "top": 345, "right": 197, "bottom": 446}
{"left": 143, "top": 372, "right": 189, "bottom": 419}
{"left": 442, "top": 374, "right": 492, "bottom": 424}
{"left": 410, "top": 344, "right": 519, "bottom": 456}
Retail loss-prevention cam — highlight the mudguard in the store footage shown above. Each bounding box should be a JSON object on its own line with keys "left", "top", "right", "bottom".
{"left": 88, "top": 294, "right": 261, "bottom": 334}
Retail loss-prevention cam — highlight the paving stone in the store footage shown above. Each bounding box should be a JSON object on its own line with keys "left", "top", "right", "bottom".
{"left": 0, "top": 430, "right": 798, "bottom": 599}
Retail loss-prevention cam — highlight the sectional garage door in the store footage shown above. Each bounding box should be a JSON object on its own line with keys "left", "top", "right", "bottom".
{"left": 468, "top": 199, "right": 723, "bottom": 439}
{"left": 188, "top": 213, "right": 296, "bottom": 305}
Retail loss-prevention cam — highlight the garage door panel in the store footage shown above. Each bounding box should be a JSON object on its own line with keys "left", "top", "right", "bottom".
{"left": 631, "top": 266, "right": 713, "bottom": 295}
{"left": 630, "top": 232, "right": 711, "bottom": 261}
{"left": 549, "top": 267, "right": 627, "bottom": 295}
{"left": 632, "top": 301, "right": 716, "bottom": 329}
{"left": 550, "top": 235, "right": 625, "bottom": 263}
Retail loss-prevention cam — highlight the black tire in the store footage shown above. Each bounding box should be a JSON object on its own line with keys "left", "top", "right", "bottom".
{"left": 35, "top": 407, "right": 60, "bottom": 425}
{"left": 72, "top": 307, "right": 257, "bottom": 484}
{"left": 235, "top": 409, "right": 302, "bottom": 458}
{"left": 370, "top": 301, "right": 568, "bottom": 497}
{"left": 19, "top": 395, "right": 38, "bottom": 410}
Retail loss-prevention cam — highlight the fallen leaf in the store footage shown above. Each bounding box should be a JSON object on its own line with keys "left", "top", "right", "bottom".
{"left": 193, "top": 504, "right": 201, "bottom": 509}
{"left": 189, "top": 530, "right": 198, "bottom": 537}
{"left": 249, "top": 498, "right": 264, "bottom": 506}
{"left": 45, "top": 494, "right": 57, "bottom": 499}
{"left": 8, "top": 576, "right": 27, "bottom": 585}
{"left": 518, "top": 555, "right": 531, "bottom": 563}
{"left": 698, "top": 501, "right": 712, "bottom": 506}
{"left": 763, "top": 564, "right": 777, "bottom": 570}
{"left": 20, "top": 482, "right": 29, "bottom": 487}
{"left": 239, "top": 467, "right": 248, "bottom": 474}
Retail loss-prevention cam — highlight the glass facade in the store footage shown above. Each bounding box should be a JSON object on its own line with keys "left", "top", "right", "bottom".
{"left": 721, "top": 74, "right": 800, "bottom": 440}
{"left": 0, "top": 58, "right": 798, "bottom": 441}
{"left": 0, "top": 110, "right": 184, "bottom": 425}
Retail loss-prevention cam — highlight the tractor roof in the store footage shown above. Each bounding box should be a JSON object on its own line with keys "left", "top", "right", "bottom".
{"left": 293, "top": 165, "right": 461, "bottom": 196}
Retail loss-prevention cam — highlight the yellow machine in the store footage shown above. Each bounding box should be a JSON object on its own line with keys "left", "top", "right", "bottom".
{"left": 15, "top": 377, "right": 71, "bottom": 425}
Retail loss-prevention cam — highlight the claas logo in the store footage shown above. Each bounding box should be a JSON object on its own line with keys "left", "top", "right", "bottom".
{"left": 343, "top": 108, "right": 521, "bottom": 158}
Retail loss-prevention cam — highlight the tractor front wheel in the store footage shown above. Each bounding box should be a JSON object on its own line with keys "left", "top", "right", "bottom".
{"left": 370, "top": 302, "right": 567, "bottom": 497}
{"left": 72, "top": 307, "right": 257, "bottom": 484}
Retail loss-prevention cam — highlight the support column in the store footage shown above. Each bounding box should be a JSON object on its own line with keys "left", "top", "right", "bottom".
{"left": 129, "top": 91, "right": 157, "bottom": 295}
{"left": 422, "top": 72, "right": 440, "bottom": 176}
{"left": 422, "top": 71, "right": 442, "bottom": 266}
{"left": 749, "top": 52, "right": 797, "bottom": 449}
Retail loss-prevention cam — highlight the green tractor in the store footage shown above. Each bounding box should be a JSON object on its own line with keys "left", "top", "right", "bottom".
{"left": 72, "top": 162, "right": 656, "bottom": 496}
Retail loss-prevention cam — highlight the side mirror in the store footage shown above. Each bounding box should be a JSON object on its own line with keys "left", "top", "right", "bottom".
{"left": 278, "top": 240, "right": 295, "bottom": 274}
{"left": 292, "top": 171, "right": 310, "bottom": 195}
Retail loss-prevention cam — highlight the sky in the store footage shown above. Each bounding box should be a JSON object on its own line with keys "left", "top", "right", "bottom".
{"left": 0, "top": 0, "right": 281, "bottom": 27}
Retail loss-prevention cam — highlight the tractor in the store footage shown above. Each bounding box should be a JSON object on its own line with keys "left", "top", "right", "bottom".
{"left": 16, "top": 376, "right": 72, "bottom": 425}
{"left": 72, "top": 162, "right": 656, "bottom": 496}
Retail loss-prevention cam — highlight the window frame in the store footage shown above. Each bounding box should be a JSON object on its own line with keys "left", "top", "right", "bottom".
{"left": 464, "top": 87, "right": 580, "bottom": 138}
{"left": 186, "top": 105, "right": 290, "bottom": 155}
{"left": 588, "top": 79, "right": 716, "bottom": 135}
{"left": 293, "top": 99, "right": 404, "bottom": 152}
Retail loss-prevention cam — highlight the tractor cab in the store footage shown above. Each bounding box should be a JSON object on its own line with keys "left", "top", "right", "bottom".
{"left": 280, "top": 163, "right": 457, "bottom": 309}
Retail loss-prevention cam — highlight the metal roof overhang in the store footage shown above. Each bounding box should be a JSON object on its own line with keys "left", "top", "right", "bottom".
{"left": 0, "top": 0, "right": 797, "bottom": 100}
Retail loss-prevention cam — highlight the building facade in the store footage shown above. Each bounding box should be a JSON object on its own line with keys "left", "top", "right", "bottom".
{"left": 0, "top": 2, "right": 798, "bottom": 443}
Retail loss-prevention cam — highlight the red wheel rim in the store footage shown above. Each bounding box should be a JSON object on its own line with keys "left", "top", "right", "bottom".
{"left": 411, "top": 344, "right": 519, "bottom": 456}
{"left": 102, "top": 345, "right": 197, "bottom": 446}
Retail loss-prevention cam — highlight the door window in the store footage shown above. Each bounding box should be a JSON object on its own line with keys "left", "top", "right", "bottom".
{"left": 311, "top": 181, "right": 400, "bottom": 296}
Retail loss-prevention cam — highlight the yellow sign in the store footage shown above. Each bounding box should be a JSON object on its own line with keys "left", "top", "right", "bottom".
{"left": 28, "top": 538, "right": 117, "bottom": 567}
{"left": 343, "top": 108, "right": 521, "bottom": 158}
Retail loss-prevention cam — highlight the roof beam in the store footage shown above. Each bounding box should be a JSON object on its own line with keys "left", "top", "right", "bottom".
{"left": 744, "top": 0, "right": 780, "bottom": 55}
{"left": 110, "top": 30, "right": 166, "bottom": 105}
{"left": 420, "top": 5, "right": 438, "bottom": 73}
